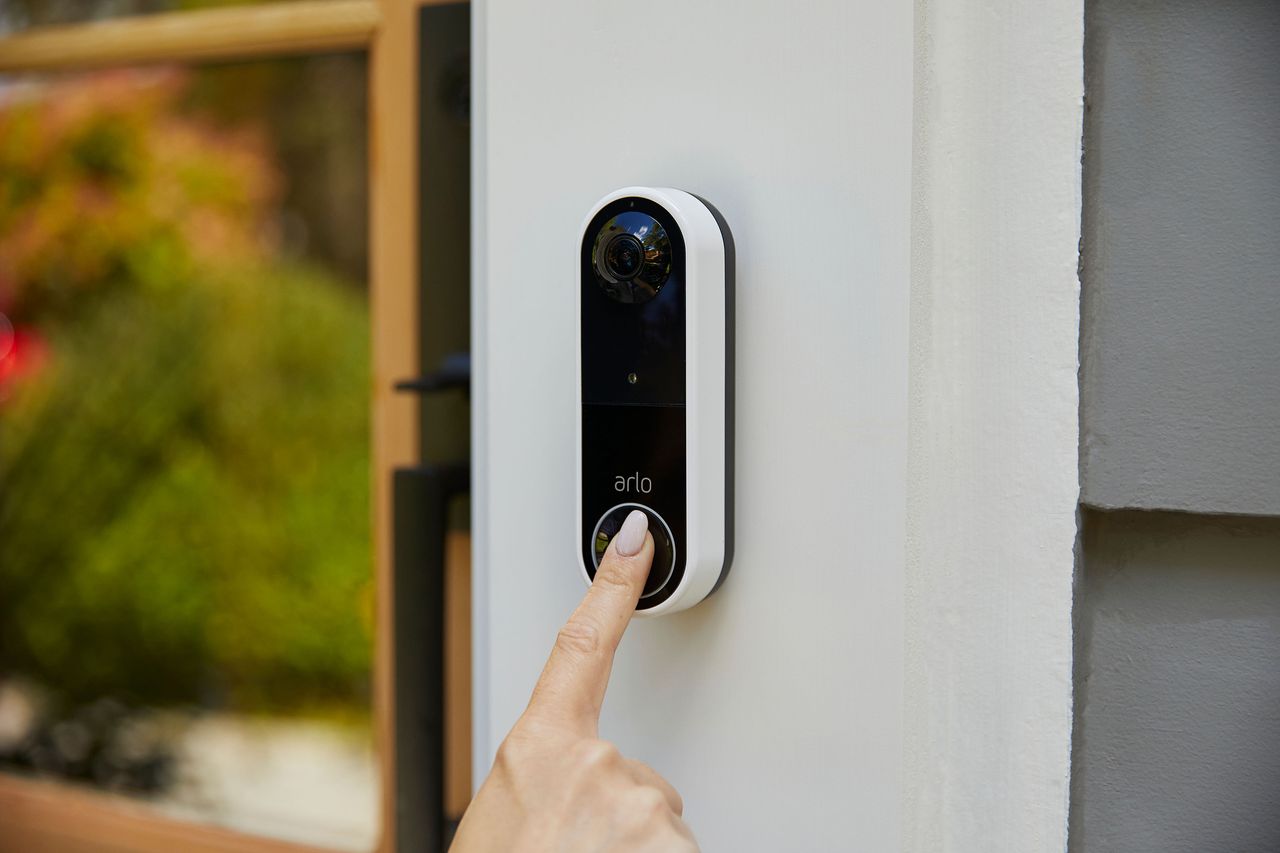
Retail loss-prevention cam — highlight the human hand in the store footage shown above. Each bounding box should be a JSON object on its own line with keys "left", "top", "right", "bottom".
{"left": 450, "top": 509, "right": 698, "bottom": 853}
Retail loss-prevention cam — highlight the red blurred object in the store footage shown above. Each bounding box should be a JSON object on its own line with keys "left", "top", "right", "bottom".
{"left": 0, "top": 324, "right": 49, "bottom": 393}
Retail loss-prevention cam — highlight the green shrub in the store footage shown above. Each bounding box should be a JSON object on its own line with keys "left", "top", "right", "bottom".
{"left": 0, "top": 262, "right": 371, "bottom": 713}
{"left": 0, "top": 69, "right": 372, "bottom": 718}
{"left": 0, "top": 70, "right": 279, "bottom": 323}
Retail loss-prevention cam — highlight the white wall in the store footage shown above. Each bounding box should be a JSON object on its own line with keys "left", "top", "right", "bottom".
{"left": 906, "top": 1, "right": 1082, "bottom": 849}
{"left": 472, "top": 0, "right": 1081, "bottom": 849}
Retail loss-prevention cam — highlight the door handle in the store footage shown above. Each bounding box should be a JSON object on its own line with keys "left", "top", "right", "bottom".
{"left": 393, "top": 462, "right": 469, "bottom": 853}
{"left": 393, "top": 354, "right": 470, "bottom": 852}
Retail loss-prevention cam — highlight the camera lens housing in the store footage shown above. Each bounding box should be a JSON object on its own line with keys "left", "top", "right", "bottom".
{"left": 590, "top": 212, "right": 672, "bottom": 304}
{"left": 603, "top": 234, "right": 644, "bottom": 281}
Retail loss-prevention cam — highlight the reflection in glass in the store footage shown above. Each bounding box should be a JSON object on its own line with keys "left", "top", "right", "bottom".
{"left": 0, "top": 55, "right": 374, "bottom": 850}
{"left": 0, "top": 0, "right": 335, "bottom": 35}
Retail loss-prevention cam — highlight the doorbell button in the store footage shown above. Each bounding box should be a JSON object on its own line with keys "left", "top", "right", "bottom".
{"left": 591, "top": 503, "right": 676, "bottom": 599}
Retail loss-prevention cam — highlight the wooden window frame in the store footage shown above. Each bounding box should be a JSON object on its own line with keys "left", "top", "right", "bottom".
{"left": 0, "top": 1, "right": 456, "bottom": 850}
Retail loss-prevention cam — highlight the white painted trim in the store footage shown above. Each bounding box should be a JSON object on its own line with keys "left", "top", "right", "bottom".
{"left": 905, "top": 1, "right": 1083, "bottom": 850}
{"left": 469, "top": 0, "right": 492, "bottom": 790}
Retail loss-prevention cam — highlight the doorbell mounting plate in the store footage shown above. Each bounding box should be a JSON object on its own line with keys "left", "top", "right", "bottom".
{"left": 576, "top": 186, "right": 734, "bottom": 615}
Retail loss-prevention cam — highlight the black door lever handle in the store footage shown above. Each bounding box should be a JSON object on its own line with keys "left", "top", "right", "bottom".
{"left": 395, "top": 352, "right": 471, "bottom": 396}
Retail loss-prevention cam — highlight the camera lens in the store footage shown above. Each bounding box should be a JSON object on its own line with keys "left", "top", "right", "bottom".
{"left": 590, "top": 211, "right": 672, "bottom": 304}
{"left": 603, "top": 234, "right": 644, "bottom": 281}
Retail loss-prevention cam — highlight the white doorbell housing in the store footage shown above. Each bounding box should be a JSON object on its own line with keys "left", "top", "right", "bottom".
{"left": 577, "top": 187, "right": 734, "bottom": 615}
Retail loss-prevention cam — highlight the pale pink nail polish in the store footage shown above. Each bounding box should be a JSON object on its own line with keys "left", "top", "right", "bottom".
{"left": 613, "top": 509, "right": 649, "bottom": 557}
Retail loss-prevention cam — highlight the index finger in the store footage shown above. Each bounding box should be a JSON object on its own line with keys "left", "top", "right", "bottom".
{"left": 526, "top": 509, "right": 654, "bottom": 732}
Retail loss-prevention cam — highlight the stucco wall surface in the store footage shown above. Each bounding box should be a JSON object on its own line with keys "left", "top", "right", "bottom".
{"left": 474, "top": 0, "right": 1083, "bottom": 848}
{"left": 473, "top": 1, "right": 911, "bottom": 849}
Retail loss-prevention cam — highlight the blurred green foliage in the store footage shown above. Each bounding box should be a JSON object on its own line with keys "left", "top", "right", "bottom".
{"left": 0, "top": 71, "right": 279, "bottom": 320}
{"left": 0, "top": 71, "right": 372, "bottom": 715}
{"left": 1, "top": 0, "right": 292, "bottom": 33}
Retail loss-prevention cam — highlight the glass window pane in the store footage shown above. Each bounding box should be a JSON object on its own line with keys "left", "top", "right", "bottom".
{"left": 0, "top": 53, "right": 373, "bottom": 851}
{"left": 0, "top": 1, "right": 341, "bottom": 35}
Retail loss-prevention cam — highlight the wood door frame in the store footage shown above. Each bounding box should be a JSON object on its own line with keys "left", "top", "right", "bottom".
{"left": 0, "top": 1, "right": 462, "bottom": 850}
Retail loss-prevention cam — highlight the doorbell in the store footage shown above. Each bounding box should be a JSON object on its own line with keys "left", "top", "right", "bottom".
{"left": 577, "top": 187, "right": 734, "bottom": 615}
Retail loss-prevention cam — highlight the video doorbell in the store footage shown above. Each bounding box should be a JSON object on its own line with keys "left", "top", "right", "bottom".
{"left": 577, "top": 187, "right": 734, "bottom": 615}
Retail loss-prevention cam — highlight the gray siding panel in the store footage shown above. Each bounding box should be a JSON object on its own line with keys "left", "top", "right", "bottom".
{"left": 1070, "top": 510, "right": 1280, "bottom": 853}
{"left": 1081, "top": 0, "right": 1280, "bottom": 515}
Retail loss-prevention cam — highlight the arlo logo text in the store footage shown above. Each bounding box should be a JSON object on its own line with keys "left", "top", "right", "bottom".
{"left": 614, "top": 473, "right": 653, "bottom": 494}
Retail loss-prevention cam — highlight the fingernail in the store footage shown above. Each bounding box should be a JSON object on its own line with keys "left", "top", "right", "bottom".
{"left": 613, "top": 509, "right": 648, "bottom": 557}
